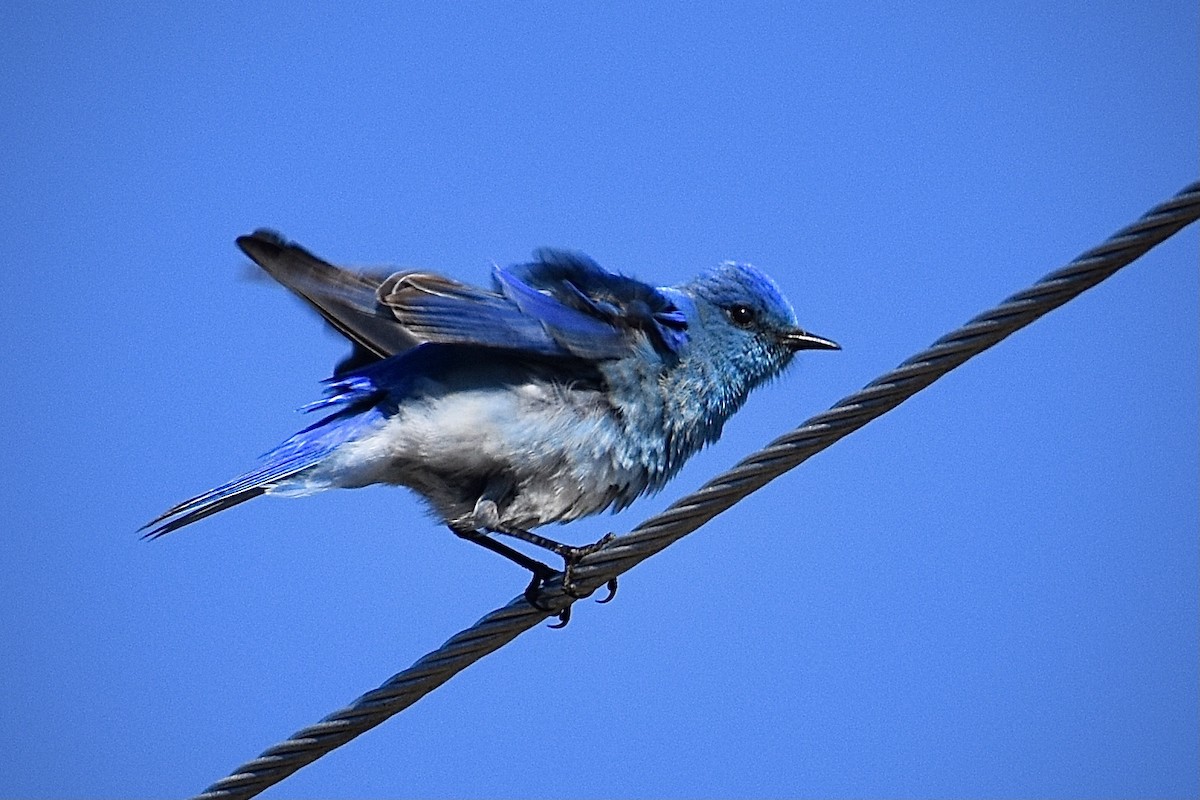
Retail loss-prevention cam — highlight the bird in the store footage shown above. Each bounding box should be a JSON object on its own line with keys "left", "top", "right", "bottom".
{"left": 144, "top": 231, "right": 839, "bottom": 624}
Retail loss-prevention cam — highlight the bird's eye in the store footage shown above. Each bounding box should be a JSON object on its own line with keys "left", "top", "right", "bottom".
{"left": 728, "top": 304, "right": 756, "bottom": 328}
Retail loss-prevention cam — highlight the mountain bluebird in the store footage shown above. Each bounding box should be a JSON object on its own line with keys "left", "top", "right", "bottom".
{"left": 145, "top": 231, "right": 838, "bottom": 622}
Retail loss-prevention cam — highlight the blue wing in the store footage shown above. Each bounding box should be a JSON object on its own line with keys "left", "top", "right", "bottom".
{"left": 514, "top": 249, "right": 688, "bottom": 350}
{"left": 374, "top": 269, "right": 570, "bottom": 357}
{"left": 380, "top": 249, "right": 689, "bottom": 360}
{"left": 240, "top": 231, "right": 689, "bottom": 370}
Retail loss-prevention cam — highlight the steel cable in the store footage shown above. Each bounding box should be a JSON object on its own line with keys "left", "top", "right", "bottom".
{"left": 195, "top": 180, "right": 1200, "bottom": 799}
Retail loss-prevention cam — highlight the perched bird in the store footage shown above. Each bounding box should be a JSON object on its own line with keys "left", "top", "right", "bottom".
{"left": 144, "top": 231, "right": 839, "bottom": 622}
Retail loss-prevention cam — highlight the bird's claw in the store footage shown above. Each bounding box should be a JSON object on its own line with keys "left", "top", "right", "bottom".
{"left": 596, "top": 577, "right": 619, "bottom": 604}
{"left": 523, "top": 569, "right": 572, "bottom": 627}
{"left": 560, "top": 533, "right": 616, "bottom": 599}
{"left": 547, "top": 605, "right": 571, "bottom": 629}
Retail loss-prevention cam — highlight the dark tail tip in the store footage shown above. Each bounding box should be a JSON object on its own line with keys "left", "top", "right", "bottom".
{"left": 235, "top": 228, "right": 288, "bottom": 264}
{"left": 139, "top": 487, "right": 268, "bottom": 540}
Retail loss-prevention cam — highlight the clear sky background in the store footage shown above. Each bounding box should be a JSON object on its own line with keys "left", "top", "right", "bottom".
{"left": 1, "top": 3, "right": 1196, "bottom": 798}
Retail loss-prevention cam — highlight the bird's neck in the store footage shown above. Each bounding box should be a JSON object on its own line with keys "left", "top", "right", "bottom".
{"left": 660, "top": 346, "right": 755, "bottom": 475}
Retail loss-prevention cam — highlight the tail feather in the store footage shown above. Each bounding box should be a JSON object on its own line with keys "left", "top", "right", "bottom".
{"left": 140, "top": 451, "right": 324, "bottom": 539}
{"left": 141, "top": 487, "right": 270, "bottom": 539}
{"left": 142, "top": 405, "right": 385, "bottom": 539}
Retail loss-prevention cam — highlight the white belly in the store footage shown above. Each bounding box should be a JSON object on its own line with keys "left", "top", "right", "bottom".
{"left": 307, "top": 381, "right": 663, "bottom": 529}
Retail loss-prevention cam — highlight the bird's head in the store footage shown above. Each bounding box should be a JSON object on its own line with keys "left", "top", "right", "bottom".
{"left": 684, "top": 261, "right": 839, "bottom": 391}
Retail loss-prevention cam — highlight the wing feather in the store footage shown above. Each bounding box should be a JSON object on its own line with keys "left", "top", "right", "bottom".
{"left": 238, "top": 232, "right": 688, "bottom": 370}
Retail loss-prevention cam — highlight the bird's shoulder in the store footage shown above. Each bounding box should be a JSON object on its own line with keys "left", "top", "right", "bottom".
{"left": 499, "top": 248, "right": 689, "bottom": 357}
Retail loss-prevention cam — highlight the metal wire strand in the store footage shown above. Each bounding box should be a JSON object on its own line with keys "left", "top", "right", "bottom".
{"left": 194, "top": 180, "right": 1200, "bottom": 799}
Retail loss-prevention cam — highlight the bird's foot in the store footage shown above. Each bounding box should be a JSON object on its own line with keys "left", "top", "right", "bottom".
{"left": 560, "top": 533, "right": 617, "bottom": 599}
{"left": 495, "top": 526, "right": 617, "bottom": 628}
{"left": 523, "top": 567, "right": 571, "bottom": 628}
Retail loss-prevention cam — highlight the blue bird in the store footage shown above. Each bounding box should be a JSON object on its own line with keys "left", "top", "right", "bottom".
{"left": 144, "top": 231, "right": 839, "bottom": 621}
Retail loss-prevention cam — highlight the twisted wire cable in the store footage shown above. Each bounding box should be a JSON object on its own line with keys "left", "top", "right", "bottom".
{"left": 195, "top": 180, "right": 1200, "bottom": 799}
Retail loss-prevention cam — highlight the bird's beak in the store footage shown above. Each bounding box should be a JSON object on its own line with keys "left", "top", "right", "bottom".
{"left": 781, "top": 328, "right": 841, "bottom": 352}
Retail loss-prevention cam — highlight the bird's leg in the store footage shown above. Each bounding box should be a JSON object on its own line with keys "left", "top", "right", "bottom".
{"left": 464, "top": 492, "right": 569, "bottom": 621}
{"left": 491, "top": 525, "right": 618, "bottom": 601}
{"left": 448, "top": 525, "right": 566, "bottom": 623}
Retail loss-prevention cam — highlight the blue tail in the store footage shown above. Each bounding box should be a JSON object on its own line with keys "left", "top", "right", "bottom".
{"left": 141, "top": 405, "right": 383, "bottom": 539}
{"left": 143, "top": 344, "right": 462, "bottom": 539}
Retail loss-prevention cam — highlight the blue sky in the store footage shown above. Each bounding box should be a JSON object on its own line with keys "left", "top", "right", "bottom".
{"left": 1, "top": 3, "right": 1196, "bottom": 797}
